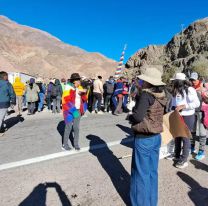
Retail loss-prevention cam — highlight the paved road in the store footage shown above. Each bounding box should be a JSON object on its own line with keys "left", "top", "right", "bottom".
{"left": 0, "top": 111, "right": 132, "bottom": 165}
{"left": 0, "top": 110, "right": 208, "bottom": 206}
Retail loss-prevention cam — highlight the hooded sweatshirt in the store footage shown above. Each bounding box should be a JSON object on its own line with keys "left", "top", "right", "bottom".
{"left": 51, "top": 79, "right": 63, "bottom": 97}
{"left": 12, "top": 77, "right": 25, "bottom": 96}
{"left": 0, "top": 79, "right": 16, "bottom": 108}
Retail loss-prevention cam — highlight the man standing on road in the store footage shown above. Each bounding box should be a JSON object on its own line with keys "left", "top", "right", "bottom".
{"left": 0, "top": 71, "right": 16, "bottom": 136}
{"left": 12, "top": 76, "right": 25, "bottom": 116}
{"left": 62, "top": 73, "right": 88, "bottom": 151}
{"left": 103, "top": 76, "right": 115, "bottom": 113}
{"left": 92, "top": 76, "right": 103, "bottom": 114}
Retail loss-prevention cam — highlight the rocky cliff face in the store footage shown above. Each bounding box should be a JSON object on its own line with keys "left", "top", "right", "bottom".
{"left": 126, "top": 17, "right": 208, "bottom": 81}
{"left": 0, "top": 16, "right": 117, "bottom": 79}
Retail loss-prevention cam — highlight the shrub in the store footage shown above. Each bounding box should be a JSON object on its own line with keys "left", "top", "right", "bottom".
{"left": 191, "top": 57, "right": 208, "bottom": 78}
{"left": 162, "top": 66, "right": 177, "bottom": 84}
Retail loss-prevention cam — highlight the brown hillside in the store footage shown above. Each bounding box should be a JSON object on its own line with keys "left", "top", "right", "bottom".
{"left": 0, "top": 16, "right": 117, "bottom": 79}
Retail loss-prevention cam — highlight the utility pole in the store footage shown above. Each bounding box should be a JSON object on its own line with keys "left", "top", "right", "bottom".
{"left": 181, "top": 24, "right": 184, "bottom": 35}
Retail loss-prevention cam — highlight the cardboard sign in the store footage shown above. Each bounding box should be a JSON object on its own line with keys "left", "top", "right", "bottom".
{"left": 161, "top": 111, "right": 192, "bottom": 145}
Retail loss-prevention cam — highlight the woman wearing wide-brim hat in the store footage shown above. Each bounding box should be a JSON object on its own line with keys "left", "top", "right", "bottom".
{"left": 62, "top": 73, "right": 88, "bottom": 151}
{"left": 128, "top": 67, "right": 167, "bottom": 206}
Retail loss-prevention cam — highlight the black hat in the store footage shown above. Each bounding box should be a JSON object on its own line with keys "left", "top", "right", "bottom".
{"left": 70, "top": 73, "right": 81, "bottom": 81}
{"left": 98, "top": 75, "right": 102, "bottom": 79}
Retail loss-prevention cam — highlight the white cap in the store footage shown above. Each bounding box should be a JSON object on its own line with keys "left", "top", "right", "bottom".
{"left": 189, "top": 72, "right": 198, "bottom": 80}
{"left": 172, "top": 73, "right": 186, "bottom": 81}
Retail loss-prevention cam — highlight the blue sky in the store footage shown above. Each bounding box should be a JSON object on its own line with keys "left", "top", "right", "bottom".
{"left": 0, "top": 0, "right": 207, "bottom": 62}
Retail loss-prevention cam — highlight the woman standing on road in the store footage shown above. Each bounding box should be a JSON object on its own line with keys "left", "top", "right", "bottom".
{"left": 129, "top": 67, "right": 167, "bottom": 206}
{"left": 171, "top": 73, "right": 200, "bottom": 168}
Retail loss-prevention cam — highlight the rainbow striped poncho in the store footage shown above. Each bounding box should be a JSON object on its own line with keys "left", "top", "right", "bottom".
{"left": 62, "top": 84, "right": 88, "bottom": 124}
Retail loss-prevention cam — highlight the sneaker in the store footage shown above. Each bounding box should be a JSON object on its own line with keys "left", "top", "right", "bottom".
{"left": 97, "top": 111, "right": 104, "bottom": 115}
{"left": 195, "top": 150, "right": 205, "bottom": 161}
{"left": 82, "top": 114, "right": 88, "bottom": 118}
{"left": 0, "top": 131, "right": 5, "bottom": 137}
{"left": 165, "top": 154, "right": 175, "bottom": 160}
{"left": 165, "top": 154, "right": 180, "bottom": 161}
{"left": 175, "top": 160, "right": 188, "bottom": 169}
{"left": 113, "top": 111, "right": 119, "bottom": 116}
{"left": 75, "top": 147, "right": 81, "bottom": 151}
{"left": 61, "top": 145, "right": 71, "bottom": 151}
{"left": 104, "top": 109, "right": 107, "bottom": 112}
{"left": 91, "top": 111, "right": 96, "bottom": 114}
{"left": 190, "top": 146, "right": 197, "bottom": 154}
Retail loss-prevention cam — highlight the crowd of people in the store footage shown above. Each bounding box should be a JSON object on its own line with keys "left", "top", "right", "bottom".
{"left": 0, "top": 72, "right": 137, "bottom": 118}
{"left": 0, "top": 68, "right": 208, "bottom": 206}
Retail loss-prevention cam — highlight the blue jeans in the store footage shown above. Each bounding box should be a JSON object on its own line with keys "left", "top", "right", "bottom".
{"left": 38, "top": 93, "right": 45, "bottom": 111}
{"left": 130, "top": 134, "right": 161, "bottom": 206}
{"left": 122, "top": 95, "right": 128, "bottom": 108}
{"left": 0, "top": 108, "right": 7, "bottom": 131}
{"left": 112, "top": 95, "right": 118, "bottom": 108}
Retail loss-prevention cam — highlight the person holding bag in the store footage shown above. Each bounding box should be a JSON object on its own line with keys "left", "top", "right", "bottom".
{"left": 129, "top": 67, "right": 167, "bottom": 206}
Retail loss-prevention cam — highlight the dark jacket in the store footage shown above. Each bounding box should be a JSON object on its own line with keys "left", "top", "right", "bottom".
{"left": 130, "top": 89, "right": 167, "bottom": 136}
{"left": 0, "top": 79, "right": 16, "bottom": 108}
{"left": 104, "top": 80, "right": 115, "bottom": 95}
{"left": 51, "top": 79, "right": 63, "bottom": 98}
{"left": 36, "top": 83, "right": 46, "bottom": 94}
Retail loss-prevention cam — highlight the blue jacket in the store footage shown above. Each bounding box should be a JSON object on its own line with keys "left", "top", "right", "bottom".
{"left": 113, "top": 81, "right": 123, "bottom": 96}
{"left": 0, "top": 80, "right": 16, "bottom": 108}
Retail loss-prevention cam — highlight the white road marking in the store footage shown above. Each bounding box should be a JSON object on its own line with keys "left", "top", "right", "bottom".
{"left": 0, "top": 138, "right": 133, "bottom": 171}
{"left": 0, "top": 138, "right": 169, "bottom": 171}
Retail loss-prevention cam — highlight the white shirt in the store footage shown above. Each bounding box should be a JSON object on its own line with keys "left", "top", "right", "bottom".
{"left": 171, "top": 87, "right": 200, "bottom": 116}
{"left": 75, "top": 88, "right": 81, "bottom": 109}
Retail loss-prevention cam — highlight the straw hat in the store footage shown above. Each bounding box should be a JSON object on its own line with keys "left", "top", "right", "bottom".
{"left": 137, "top": 67, "right": 165, "bottom": 86}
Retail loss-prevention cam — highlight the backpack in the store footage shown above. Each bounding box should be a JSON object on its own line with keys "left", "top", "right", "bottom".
{"left": 106, "top": 82, "right": 114, "bottom": 94}
{"left": 51, "top": 85, "right": 58, "bottom": 97}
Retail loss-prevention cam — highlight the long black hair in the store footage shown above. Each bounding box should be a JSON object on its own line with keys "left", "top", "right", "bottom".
{"left": 172, "top": 80, "right": 191, "bottom": 97}
{"left": 150, "top": 85, "right": 165, "bottom": 93}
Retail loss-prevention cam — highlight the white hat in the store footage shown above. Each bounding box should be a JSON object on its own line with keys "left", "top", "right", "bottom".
{"left": 172, "top": 73, "right": 186, "bottom": 81}
{"left": 137, "top": 67, "right": 165, "bottom": 86}
{"left": 81, "top": 76, "right": 87, "bottom": 80}
{"left": 36, "top": 77, "right": 43, "bottom": 83}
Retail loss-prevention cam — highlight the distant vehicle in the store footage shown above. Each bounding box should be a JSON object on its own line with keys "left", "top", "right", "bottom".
{"left": 8, "top": 72, "right": 36, "bottom": 84}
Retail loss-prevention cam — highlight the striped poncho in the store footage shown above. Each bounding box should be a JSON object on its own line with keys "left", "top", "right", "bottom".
{"left": 62, "top": 84, "right": 88, "bottom": 124}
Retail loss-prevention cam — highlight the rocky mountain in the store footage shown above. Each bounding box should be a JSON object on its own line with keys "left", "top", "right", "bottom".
{"left": 0, "top": 16, "right": 117, "bottom": 79}
{"left": 126, "top": 17, "right": 208, "bottom": 82}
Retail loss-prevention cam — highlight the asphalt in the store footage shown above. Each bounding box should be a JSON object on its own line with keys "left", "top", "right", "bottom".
{"left": 0, "top": 110, "right": 208, "bottom": 206}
